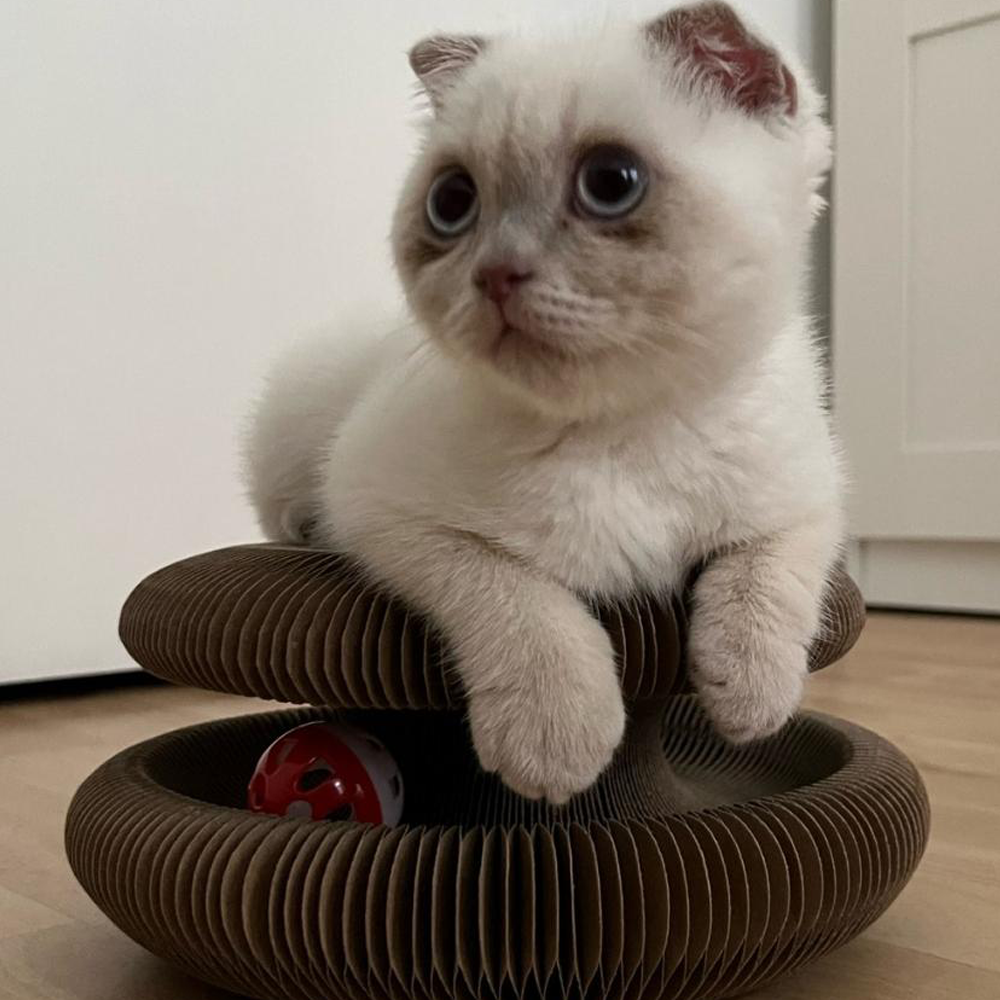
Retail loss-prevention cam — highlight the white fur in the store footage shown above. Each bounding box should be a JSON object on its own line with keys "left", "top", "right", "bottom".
{"left": 243, "top": 6, "right": 843, "bottom": 803}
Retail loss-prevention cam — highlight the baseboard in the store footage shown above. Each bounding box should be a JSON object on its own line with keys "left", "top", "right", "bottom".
{"left": 0, "top": 668, "right": 161, "bottom": 702}
{"left": 853, "top": 539, "right": 1000, "bottom": 615}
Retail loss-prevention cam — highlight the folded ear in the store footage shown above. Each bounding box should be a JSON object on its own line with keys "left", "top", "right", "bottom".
{"left": 408, "top": 34, "right": 487, "bottom": 111}
{"left": 646, "top": 1, "right": 797, "bottom": 117}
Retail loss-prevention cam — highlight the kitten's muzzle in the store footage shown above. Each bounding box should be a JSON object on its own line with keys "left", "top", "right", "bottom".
{"left": 473, "top": 263, "right": 535, "bottom": 305}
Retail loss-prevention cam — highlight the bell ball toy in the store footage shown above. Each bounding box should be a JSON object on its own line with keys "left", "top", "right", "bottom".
{"left": 247, "top": 721, "right": 404, "bottom": 826}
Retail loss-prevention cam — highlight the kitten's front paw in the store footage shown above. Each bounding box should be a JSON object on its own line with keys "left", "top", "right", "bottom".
{"left": 254, "top": 497, "right": 320, "bottom": 545}
{"left": 689, "top": 585, "right": 808, "bottom": 744}
{"left": 467, "top": 624, "right": 625, "bottom": 805}
{"left": 280, "top": 504, "right": 320, "bottom": 544}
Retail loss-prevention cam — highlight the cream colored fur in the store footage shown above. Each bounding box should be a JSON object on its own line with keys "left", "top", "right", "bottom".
{"left": 243, "top": 4, "right": 843, "bottom": 803}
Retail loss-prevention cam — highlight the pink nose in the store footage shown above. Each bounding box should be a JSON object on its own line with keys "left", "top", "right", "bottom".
{"left": 474, "top": 264, "right": 534, "bottom": 304}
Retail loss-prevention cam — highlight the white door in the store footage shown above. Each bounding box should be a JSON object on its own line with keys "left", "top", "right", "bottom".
{"left": 833, "top": 0, "right": 1000, "bottom": 612}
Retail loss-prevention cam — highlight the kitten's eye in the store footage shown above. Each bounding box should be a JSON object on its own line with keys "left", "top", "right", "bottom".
{"left": 426, "top": 168, "right": 479, "bottom": 238}
{"left": 574, "top": 145, "right": 648, "bottom": 219}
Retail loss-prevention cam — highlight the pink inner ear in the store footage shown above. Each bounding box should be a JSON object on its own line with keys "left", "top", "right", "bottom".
{"left": 662, "top": 2, "right": 798, "bottom": 117}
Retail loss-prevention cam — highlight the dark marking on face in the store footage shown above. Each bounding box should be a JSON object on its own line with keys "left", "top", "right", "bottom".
{"left": 591, "top": 217, "right": 659, "bottom": 245}
{"left": 401, "top": 237, "right": 452, "bottom": 272}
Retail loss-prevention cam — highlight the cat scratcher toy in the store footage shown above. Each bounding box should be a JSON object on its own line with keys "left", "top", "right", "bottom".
{"left": 65, "top": 543, "right": 928, "bottom": 1000}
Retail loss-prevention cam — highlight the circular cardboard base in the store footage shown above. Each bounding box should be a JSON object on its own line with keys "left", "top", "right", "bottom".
{"left": 66, "top": 700, "right": 929, "bottom": 1000}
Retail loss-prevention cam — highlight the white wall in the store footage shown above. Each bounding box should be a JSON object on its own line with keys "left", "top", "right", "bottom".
{"left": 0, "top": 1, "right": 829, "bottom": 684}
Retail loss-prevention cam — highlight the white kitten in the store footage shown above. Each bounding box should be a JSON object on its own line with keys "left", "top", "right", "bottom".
{"left": 243, "top": 1, "right": 843, "bottom": 804}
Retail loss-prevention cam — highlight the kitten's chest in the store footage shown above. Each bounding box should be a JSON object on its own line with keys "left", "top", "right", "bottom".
{"left": 333, "top": 363, "right": 737, "bottom": 597}
{"left": 462, "top": 428, "right": 720, "bottom": 596}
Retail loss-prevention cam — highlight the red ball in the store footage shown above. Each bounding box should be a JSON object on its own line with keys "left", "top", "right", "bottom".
{"left": 247, "top": 722, "right": 404, "bottom": 826}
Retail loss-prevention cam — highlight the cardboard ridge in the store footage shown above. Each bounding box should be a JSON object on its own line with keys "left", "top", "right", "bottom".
{"left": 117, "top": 545, "right": 866, "bottom": 709}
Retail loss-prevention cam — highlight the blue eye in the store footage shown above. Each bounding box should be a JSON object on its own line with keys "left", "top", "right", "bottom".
{"left": 426, "top": 168, "right": 479, "bottom": 237}
{"left": 575, "top": 145, "right": 648, "bottom": 219}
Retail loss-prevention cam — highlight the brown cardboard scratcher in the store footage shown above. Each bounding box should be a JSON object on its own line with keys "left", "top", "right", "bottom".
{"left": 65, "top": 544, "right": 929, "bottom": 1000}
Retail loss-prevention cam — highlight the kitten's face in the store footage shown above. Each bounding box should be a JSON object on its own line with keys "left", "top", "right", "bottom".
{"left": 392, "top": 8, "right": 830, "bottom": 420}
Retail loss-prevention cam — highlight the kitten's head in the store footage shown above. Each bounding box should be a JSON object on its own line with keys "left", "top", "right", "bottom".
{"left": 392, "top": 1, "right": 831, "bottom": 420}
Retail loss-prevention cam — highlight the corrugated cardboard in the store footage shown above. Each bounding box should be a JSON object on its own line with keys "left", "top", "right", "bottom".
{"left": 63, "top": 544, "right": 928, "bottom": 1000}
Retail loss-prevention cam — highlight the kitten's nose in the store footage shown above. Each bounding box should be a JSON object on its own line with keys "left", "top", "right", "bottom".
{"left": 473, "top": 264, "right": 534, "bottom": 305}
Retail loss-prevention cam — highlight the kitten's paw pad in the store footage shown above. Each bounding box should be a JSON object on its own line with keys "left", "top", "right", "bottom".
{"left": 468, "top": 659, "right": 626, "bottom": 805}
{"left": 689, "top": 623, "right": 806, "bottom": 744}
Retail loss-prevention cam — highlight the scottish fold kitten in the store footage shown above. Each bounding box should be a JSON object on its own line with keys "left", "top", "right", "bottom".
{"left": 244, "top": 1, "right": 843, "bottom": 804}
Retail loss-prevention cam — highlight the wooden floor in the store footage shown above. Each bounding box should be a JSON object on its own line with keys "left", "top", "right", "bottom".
{"left": 0, "top": 611, "right": 998, "bottom": 1000}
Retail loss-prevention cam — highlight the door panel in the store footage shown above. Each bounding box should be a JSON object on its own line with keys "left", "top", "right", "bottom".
{"left": 833, "top": 0, "right": 1000, "bottom": 540}
{"left": 834, "top": 0, "right": 1000, "bottom": 611}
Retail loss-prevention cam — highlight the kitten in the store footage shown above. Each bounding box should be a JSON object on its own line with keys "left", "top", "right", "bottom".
{"left": 243, "top": 1, "right": 843, "bottom": 804}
